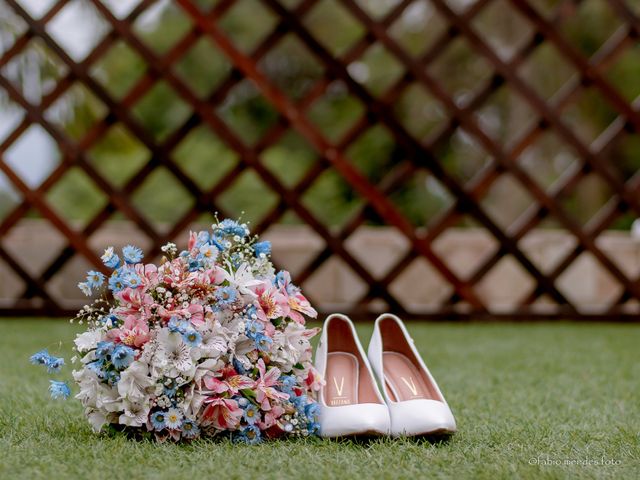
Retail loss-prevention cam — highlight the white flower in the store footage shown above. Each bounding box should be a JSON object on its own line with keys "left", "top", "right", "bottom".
{"left": 222, "top": 262, "right": 262, "bottom": 297}
{"left": 73, "top": 368, "right": 101, "bottom": 408}
{"left": 74, "top": 329, "right": 102, "bottom": 353}
{"left": 118, "top": 361, "right": 153, "bottom": 402}
{"left": 119, "top": 400, "right": 150, "bottom": 427}
{"left": 77, "top": 282, "right": 92, "bottom": 296}
{"left": 153, "top": 330, "right": 195, "bottom": 378}
{"left": 87, "top": 409, "right": 108, "bottom": 432}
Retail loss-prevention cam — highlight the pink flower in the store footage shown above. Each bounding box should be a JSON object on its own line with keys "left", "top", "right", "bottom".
{"left": 202, "top": 369, "right": 253, "bottom": 396}
{"left": 188, "top": 231, "right": 198, "bottom": 251}
{"left": 275, "top": 271, "right": 317, "bottom": 323}
{"left": 115, "top": 287, "right": 154, "bottom": 318}
{"left": 286, "top": 293, "right": 317, "bottom": 324}
{"left": 253, "top": 282, "right": 289, "bottom": 322}
{"left": 134, "top": 263, "right": 158, "bottom": 288}
{"left": 201, "top": 397, "right": 242, "bottom": 430}
{"left": 258, "top": 404, "right": 285, "bottom": 430}
{"left": 254, "top": 359, "right": 289, "bottom": 411}
{"left": 107, "top": 315, "right": 150, "bottom": 347}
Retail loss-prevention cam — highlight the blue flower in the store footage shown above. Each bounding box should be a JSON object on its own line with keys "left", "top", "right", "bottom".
{"left": 111, "top": 344, "right": 135, "bottom": 370}
{"left": 95, "top": 341, "right": 114, "bottom": 361}
{"left": 233, "top": 358, "right": 247, "bottom": 375}
{"left": 253, "top": 241, "right": 271, "bottom": 257}
{"left": 293, "top": 394, "right": 308, "bottom": 413}
{"left": 30, "top": 349, "right": 65, "bottom": 373}
{"left": 150, "top": 411, "right": 167, "bottom": 430}
{"left": 45, "top": 355, "right": 65, "bottom": 374}
{"left": 196, "top": 231, "right": 210, "bottom": 247}
{"left": 168, "top": 317, "right": 189, "bottom": 334}
{"left": 49, "top": 380, "right": 70, "bottom": 400}
{"left": 164, "top": 386, "right": 177, "bottom": 398}
{"left": 237, "top": 425, "right": 261, "bottom": 444}
{"left": 181, "top": 419, "right": 200, "bottom": 439}
{"left": 253, "top": 333, "right": 272, "bottom": 352}
{"left": 304, "top": 402, "right": 320, "bottom": 420}
{"left": 182, "top": 328, "right": 202, "bottom": 347}
{"left": 121, "top": 271, "right": 142, "bottom": 289}
{"left": 214, "top": 286, "right": 237, "bottom": 307}
{"left": 245, "top": 319, "right": 264, "bottom": 340}
{"left": 243, "top": 403, "right": 260, "bottom": 425}
{"left": 122, "top": 245, "right": 144, "bottom": 264}
{"left": 280, "top": 375, "right": 297, "bottom": 395}
{"left": 307, "top": 422, "right": 321, "bottom": 435}
{"left": 85, "top": 271, "right": 105, "bottom": 289}
{"left": 101, "top": 247, "right": 120, "bottom": 269}
{"left": 30, "top": 349, "right": 50, "bottom": 366}
{"left": 244, "top": 305, "right": 258, "bottom": 320}
{"left": 108, "top": 273, "right": 125, "bottom": 293}
{"left": 86, "top": 360, "right": 106, "bottom": 379}
{"left": 217, "top": 219, "right": 248, "bottom": 237}
{"left": 105, "top": 370, "right": 120, "bottom": 386}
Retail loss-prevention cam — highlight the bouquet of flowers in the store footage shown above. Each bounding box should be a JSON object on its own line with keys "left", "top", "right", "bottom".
{"left": 30, "top": 218, "right": 322, "bottom": 443}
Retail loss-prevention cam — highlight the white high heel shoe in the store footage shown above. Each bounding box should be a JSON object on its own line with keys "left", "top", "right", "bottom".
{"left": 315, "top": 314, "right": 390, "bottom": 437}
{"left": 368, "top": 313, "right": 456, "bottom": 437}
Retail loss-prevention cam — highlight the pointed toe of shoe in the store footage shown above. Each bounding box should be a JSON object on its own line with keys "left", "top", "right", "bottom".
{"left": 388, "top": 399, "right": 456, "bottom": 437}
{"left": 319, "top": 403, "right": 390, "bottom": 438}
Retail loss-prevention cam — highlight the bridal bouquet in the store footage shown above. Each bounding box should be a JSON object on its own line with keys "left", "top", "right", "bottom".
{"left": 31, "top": 218, "right": 322, "bottom": 443}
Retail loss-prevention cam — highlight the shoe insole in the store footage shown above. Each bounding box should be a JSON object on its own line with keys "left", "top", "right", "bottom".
{"left": 325, "top": 352, "right": 359, "bottom": 406}
{"left": 383, "top": 351, "right": 434, "bottom": 402}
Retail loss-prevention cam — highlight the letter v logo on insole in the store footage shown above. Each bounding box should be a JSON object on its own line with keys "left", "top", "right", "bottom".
{"left": 401, "top": 376, "right": 419, "bottom": 396}
{"left": 333, "top": 376, "right": 345, "bottom": 396}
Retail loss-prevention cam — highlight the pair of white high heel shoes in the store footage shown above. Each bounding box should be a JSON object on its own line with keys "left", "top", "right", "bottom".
{"left": 315, "top": 313, "right": 457, "bottom": 437}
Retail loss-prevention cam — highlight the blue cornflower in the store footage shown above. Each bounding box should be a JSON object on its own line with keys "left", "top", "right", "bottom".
{"left": 86, "top": 360, "right": 106, "bottom": 379}
{"left": 164, "top": 385, "right": 177, "bottom": 398}
{"left": 121, "top": 271, "right": 142, "bottom": 289}
{"left": 181, "top": 419, "right": 200, "bottom": 439}
{"left": 293, "top": 394, "right": 308, "bottom": 413}
{"left": 85, "top": 271, "right": 105, "bottom": 289}
{"left": 45, "top": 355, "right": 65, "bottom": 374}
{"left": 214, "top": 286, "right": 237, "bottom": 307}
{"left": 101, "top": 247, "right": 120, "bottom": 269}
{"left": 150, "top": 411, "right": 167, "bottom": 431}
{"left": 253, "top": 241, "right": 271, "bottom": 257}
{"left": 105, "top": 370, "right": 121, "bottom": 386}
{"left": 244, "top": 305, "right": 258, "bottom": 320}
{"left": 304, "top": 402, "right": 320, "bottom": 420}
{"left": 108, "top": 272, "right": 125, "bottom": 293}
{"left": 245, "top": 319, "right": 264, "bottom": 340}
{"left": 111, "top": 344, "right": 135, "bottom": 370}
{"left": 233, "top": 358, "right": 247, "bottom": 375}
{"left": 168, "top": 317, "right": 189, "bottom": 334}
{"left": 30, "top": 349, "right": 50, "bottom": 366}
{"left": 307, "top": 422, "right": 321, "bottom": 435}
{"left": 49, "top": 380, "right": 71, "bottom": 400}
{"left": 95, "top": 341, "right": 114, "bottom": 361}
{"left": 217, "top": 219, "right": 248, "bottom": 237}
{"left": 196, "top": 231, "right": 210, "bottom": 248}
{"left": 122, "top": 245, "right": 144, "bottom": 264}
{"left": 237, "top": 425, "right": 261, "bottom": 444}
{"left": 280, "top": 375, "right": 297, "bottom": 395}
{"left": 181, "top": 328, "right": 202, "bottom": 347}
{"left": 243, "top": 403, "right": 260, "bottom": 425}
{"left": 253, "top": 333, "right": 272, "bottom": 352}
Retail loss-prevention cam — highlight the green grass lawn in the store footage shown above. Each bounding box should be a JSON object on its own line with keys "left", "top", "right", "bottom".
{"left": 1, "top": 319, "right": 638, "bottom": 479}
